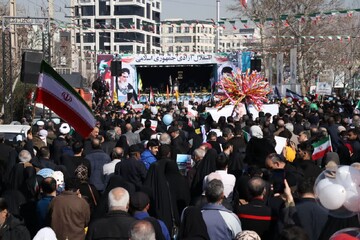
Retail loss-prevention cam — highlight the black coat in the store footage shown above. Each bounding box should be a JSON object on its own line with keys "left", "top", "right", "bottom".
{"left": 86, "top": 210, "right": 136, "bottom": 240}
{"left": 236, "top": 198, "right": 275, "bottom": 240}
{"left": 0, "top": 214, "right": 31, "bottom": 240}
{"left": 245, "top": 137, "right": 276, "bottom": 168}
{"left": 114, "top": 157, "right": 147, "bottom": 191}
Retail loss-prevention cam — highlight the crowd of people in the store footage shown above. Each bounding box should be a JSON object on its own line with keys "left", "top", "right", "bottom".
{"left": 0, "top": 95, "right": 360, "bottom": 240}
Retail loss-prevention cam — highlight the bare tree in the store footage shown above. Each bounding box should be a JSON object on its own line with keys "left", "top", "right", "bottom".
{"left": 229, "top": 0, "right": 360, "bottom": 95}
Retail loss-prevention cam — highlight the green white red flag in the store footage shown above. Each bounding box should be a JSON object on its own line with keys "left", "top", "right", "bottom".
{"left": 35, "top": 61, "right": 96, "bottom": 138}
{"left": 312, "top": 136, "right": 332, "bottom": 160}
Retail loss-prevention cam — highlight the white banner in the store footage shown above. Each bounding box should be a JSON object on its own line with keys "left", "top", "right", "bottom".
{"left": 316, "top": 82, "right": 332, "bottom": 95}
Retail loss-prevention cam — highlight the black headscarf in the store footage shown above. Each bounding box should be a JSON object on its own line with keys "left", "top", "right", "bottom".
{"left": 190, "top": 149, "right": 217, "bottom": 199}
{"left": 115, "top": 135, "right": 129, "bottom": 157}
{"left": 178, "top": 206, "right": 210, "bottom": 240}
{"left": 91, "top": 175, "right": 135, "bottom": 220}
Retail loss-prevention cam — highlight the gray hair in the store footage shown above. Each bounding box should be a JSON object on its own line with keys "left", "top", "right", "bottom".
{"left": 129, "top": 220, "right": 156, "bottom": 240}
{"left": 193, "top": 148, "right": 206, "bottom": 160}
{"left": 108, "top": 187, "right": 129, "bottom": 211}
{"left": 205, "top": 179, "right": 224, "bottom": 203}
{"left": 159, "top": 133, "right": 171, "bottom": 145}
{"left": 19, "top": 150, "right": 32, "bottom": 163}
{"left": 106, "top": 130, "right": 116, "bottom": 141}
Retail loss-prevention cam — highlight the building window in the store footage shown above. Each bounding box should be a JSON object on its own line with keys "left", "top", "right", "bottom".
{"left": 184, "top": 27, "right": 189, "bottom": 33}
{"left": 114, "top": 5, "right": 145, "bottom": 17}
{"left": 168, "top": 27, "right": 173, "bottom": 33}
{"left": 176, "top": 46, "right": 181, "bottom": 52}
{"left": 99, "top": 0, "right": 110, "bottom": 16}
{"left": 176, "top": 27, "right": 181, "bottom": 33}
{"left": 81, "top": 6, "right": 94, "bottom": 16}
{"left": 168, "top": 46, "right": 173, "bottom": 52}
{"left": 184, "top": 46, "right": 189, "bottom": 52}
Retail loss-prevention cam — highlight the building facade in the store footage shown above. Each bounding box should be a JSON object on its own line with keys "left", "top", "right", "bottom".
{"left": 161, "top": 19, "right": 259, "bottom": 53}
{"left": 71, "top": 0, "right": 161, "bottom": 78}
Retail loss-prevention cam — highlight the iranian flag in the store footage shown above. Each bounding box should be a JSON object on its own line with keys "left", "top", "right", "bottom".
{"left": 312, "top": 136, "right": 332, "bottom": 160}
{"left": 35, "top": 61, "right": 96, "bottom": 138}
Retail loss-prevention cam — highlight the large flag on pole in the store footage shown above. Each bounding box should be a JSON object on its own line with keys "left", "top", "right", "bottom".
{"left": 312, "top": 136, "right": 332, "bottom": 161}
{"left": 35, "top": 61, "right": 96, "bottom": 138}
{"left": 286, "top": 88, "right": 303, "bottom": 101}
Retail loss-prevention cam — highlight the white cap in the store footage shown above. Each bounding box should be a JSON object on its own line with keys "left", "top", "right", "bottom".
{"left": 39, "top": 129, "right": 48, "bottom": 138}
{"left": 59, "top": 123, "right": 70, "bottom": 135}
{"left": 37, "top": 120, "right": 45, "bottom": 126}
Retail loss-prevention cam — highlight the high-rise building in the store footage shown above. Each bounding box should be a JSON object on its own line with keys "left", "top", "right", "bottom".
{"left": 71, "top": 0, "right": 161, "bottom": 79}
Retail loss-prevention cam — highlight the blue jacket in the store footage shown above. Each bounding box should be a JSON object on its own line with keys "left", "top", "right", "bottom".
{"left": 202, "top": 203, "right": 242, "bottom": 240}
{"left": 85, "top": 149, "right": 111, "bottom": 191}
{"left": 134, "top": 211, "right": 170, "bottom": 240}
{"left": 141, "top": 149, "right": 157, "bottom": 170}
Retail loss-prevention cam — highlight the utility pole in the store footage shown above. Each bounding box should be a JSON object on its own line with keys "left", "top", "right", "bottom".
{"left": 215, "top": 0, "right": 220, "bottom": 52}
{"left": 68, "top": 0, "right": 79, "bottom": 73}
{"left": 10, "top": 0, "right": 17, "bottom": 56}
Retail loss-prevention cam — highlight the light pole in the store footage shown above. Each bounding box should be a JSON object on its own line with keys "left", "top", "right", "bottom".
{"left": 215, "top": 0, "right": 220, "bottom": 52}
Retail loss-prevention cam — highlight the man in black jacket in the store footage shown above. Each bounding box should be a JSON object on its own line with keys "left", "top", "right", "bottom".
{"left": 86, "top": 187, "right": 136, "bottom": 239}
{"left": 236, "top": 177, "right": 275, "bottom": 240}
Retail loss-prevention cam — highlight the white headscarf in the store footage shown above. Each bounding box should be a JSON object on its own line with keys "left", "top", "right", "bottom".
{"left": 250, "top": 125, "right": 263, "bottom": 139}
{"left": 33, "top": 227, "right": 57, "bottom": 240}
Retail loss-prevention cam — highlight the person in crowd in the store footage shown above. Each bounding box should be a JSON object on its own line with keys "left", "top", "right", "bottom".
{"left": 130, "top": 191, "right": 170, "bottom": 240}
{"left": 203, "top": 153, "right": 236, "bottom": 199}
{"left": 178, "top": 206, "right": 210, "bottom": 240}
{"left": 62, "top": 141, "right": 91, "bottom": 178}
{"left": 83, "top": 127, "right": 100, "bottom": 156}
{"left": 141, "top": 139, "right": 160, "bottom": 170}
{"left": 347, "top": 128, "right": 360, "bottom": 163}
{"left": 206, "top": 131, "right": 222, "bottom": 154}
{"left": 37, "top": 146, "right": 57, "bottom": 170}
{"left": 51, "top": 123, "right": 71, "bottom": 164}
{"left": 236, "top": 177, "right": 274, "bottom": 240}
{"left": 48, "top": 177, "right": 90, "bottom": 240}
{"left": 201, "top": 179, "right": 242, "bottom": 239}
{"left": 103, "top": 147, "right": 123, "bottom": 177}
{"left": 86, "top": 187, "right": 136, "bottom": 239}
{"left": 115, "top": 144, "right": 147, "bottom": 191}
{"left": 168, "top": 126, "right": 189, "bottom": 160}
{"left": 124, "top": 123, "right": 141, "bottom": 146}
{"left": 140, "top": 119, "right": 156, "bottom": 141}
{"left": 101, "top": 130, "right": 117, "bottom": 156}
{"left": 85, "top": 137, "right": 111, "bottom": 192}
{"left": 187, "top": 147, "right": 206, "bottom": 187}
{"left": 296, "top": 142, "right": 321, "bottom": 179}
{"left": 0, "top": 197, "right": 31, "bottom": 239}
{"left": 245, "top": 125, "right": 276, "bottom": 168}
{"left": 36, "top": 177, "right": 57, "bottom": 229}
{"left": 298, "top": 130, "right": 310, "bottom": 144}
{"left": 129, "top": 220, "right": 156, "bottom": 240}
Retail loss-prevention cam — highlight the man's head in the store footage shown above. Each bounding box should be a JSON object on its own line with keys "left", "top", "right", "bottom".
{"left": 297, "top": 141, "right": 314, "bottom": 161}
{"left": 265, "top": 153, "right": 286, "bottom": 170}
{"left": 108, "top": 187, "right": 130, "bottom": 212}
{"left": 105, "top": 130, "right": 116, "bottom": 141}
{"left": 248, "top": 177, "right": 266, "bottom": 199}
{"left": 126, "top": 123, "right": 133, "bottom": 133}
{"left": 129, "top": 144, "right": 142, "bottom": 160}
{"left": 347, "top": 128, "right": 358, "bottom": 141}
{"left": 72, "top": 141, "right": 84, "bottom": 155}
{"left": 119, "top": 68, "right": 130, "bottom": 83}
{"left": 168, "top": 126, "right": 179, "bottom": 138}
{"left": 90, "top": 127, "right": 99, "bottom": 139}
{"left": 159, "top": 133, "right": 171, "bottom": 145}
{"left": 129, "top": 220, "right": 156, "bottom": 240}
{"left": 91, "top": 137, "right": 102, "bottom": 149}
{"left": 147, "top": 139, "right": 160, "bottom": 156}
{"left": 19, "top": 150, "right": 32, "bottom": 163}
{"left": 158, "top": 144, "right": 172, "bottom": 159}
{"left": 215, "top": 154, "right": 229, "bottom": 170}
{"left": 41, "top": 177, "right": 57, "bottom": 195}
{"left": 205, "top": 179, "right": 224, "bottom": 204}
{"left": 207, "top": 131, "right": 217, "bottom": 141}
{"left": 111, "top": 147, "right": 124, "bottom": 160}
{"left": 130, "top": 191, "right": 150, "bottom": 212}
{"left": 193, "top": 148, "right": 206, "bottom": 162}
{"left": 298, "top": 131, "right": 310, "bottom": 143}
{"left": 39, "top": 146, "right": 51, "bottom": 159}
{"left": 297, "top": 177, "right": 315, "bottom": 197}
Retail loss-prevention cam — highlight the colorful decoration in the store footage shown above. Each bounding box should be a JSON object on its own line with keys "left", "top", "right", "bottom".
{"left": 216, "top": 68, "right": 271, "bottom": 110}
